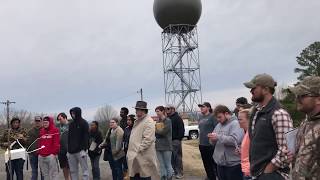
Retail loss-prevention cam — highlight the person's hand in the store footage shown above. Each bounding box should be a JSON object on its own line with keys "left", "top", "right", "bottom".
{"left": 284, "top": 148, "right": 294, "bottom": 163}
{"left": 264, "top": 163, "right": 277, "bottom": 173}
{"left": 80, "top": 150, "right": 87, "bottom": 157}
{"left": 16, "top": 134, "right": 24, "bottom": 139}
{"left": 234, "top": 148, "right": 241, "bottom": 155}
{"left": 98, "top": 143, "right": 104, "bottom": 149}
{"left": 207, "top": 132, "right": 218, "bottom": 141}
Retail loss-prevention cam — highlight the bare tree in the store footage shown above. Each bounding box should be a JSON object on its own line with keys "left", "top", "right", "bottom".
{"left": 11, "top": 109, "right": 33, "bottom": 125}
{"left": 94, "top": 105, "right": 118, "bottom": 122}
{"left": 0, "top": 112, "right": 5, "bottom": 125}
{"left": 94, "top": 105, "right": 118, "bottom": 134}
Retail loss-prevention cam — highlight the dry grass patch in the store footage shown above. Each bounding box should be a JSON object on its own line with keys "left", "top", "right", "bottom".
{"left": 182, "top": 140, "right": 205, "bottom": 177}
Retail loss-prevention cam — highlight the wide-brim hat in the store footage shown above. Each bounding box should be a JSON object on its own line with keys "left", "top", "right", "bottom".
{"left": 133, "top": 101, "right": 149, "bottom": 110}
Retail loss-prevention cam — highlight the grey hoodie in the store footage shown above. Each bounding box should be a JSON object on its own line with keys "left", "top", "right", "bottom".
{"left": 211, "top": 116, "right": 244, "bottom": 166}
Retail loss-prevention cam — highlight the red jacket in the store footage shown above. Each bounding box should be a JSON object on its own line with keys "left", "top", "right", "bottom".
{"left": 38, "top": 116, "right": 60, "bottom": 156}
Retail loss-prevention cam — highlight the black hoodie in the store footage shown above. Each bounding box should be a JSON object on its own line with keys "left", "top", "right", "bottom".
{"left": 68, "top": 107, "right": 89, "bottom": 154}
{"left": 169, "top": 112, "right": 185, "bottom": 141}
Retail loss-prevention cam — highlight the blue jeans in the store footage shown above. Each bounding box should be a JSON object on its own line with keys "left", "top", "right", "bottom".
{"left": 6, "top": 159, "right": 24, "bottom": 180}
{"left": 109, "top": 157, "right": 124, "bottom": 180}
{"left": 90, "top": 155, "right": 101, "bottom": 180}
{"left": 156, "top": 150, "right": 173, "bottom": 179}
{"left": 29, "top": 154, "right": 44, "bottom": 180}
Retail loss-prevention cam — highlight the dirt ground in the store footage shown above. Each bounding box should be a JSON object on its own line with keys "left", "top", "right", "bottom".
{"left": 182, "top": 140, "right": 206, "bottom": 178}
{"left": 0, "top": 139, "right": 206, "bottom": 180}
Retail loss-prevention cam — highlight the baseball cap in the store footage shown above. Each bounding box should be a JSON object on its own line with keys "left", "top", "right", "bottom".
{"left": 236, "top": 97, "right": 248, "bottom": 105}
{"left": 165, "top": 104, "right": 176, "bottom": 109}
{"left": 198, "top": 102, "right": 211, "bottom": 108}
{"left": 34, "top": 116, "right": 42, "bottom": 121}
{"left": 244, "top": 73, "right": 277, "bottom": 89}
{"left": 289, "top": 76, "right": 320, "bottom": 96}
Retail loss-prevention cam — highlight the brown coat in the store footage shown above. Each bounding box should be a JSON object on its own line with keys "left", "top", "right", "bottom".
{"left": 127, "top": 115, "right": 158, "bottom": 178}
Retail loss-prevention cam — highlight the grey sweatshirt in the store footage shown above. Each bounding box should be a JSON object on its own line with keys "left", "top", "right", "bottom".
{"left": 212, "top": 116, "right": 244, "bottom": 166}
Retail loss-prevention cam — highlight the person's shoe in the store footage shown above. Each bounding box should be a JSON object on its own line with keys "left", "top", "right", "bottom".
{"left": 123, "top": 171, "right": 129, "bottom": 180}
{"left": 175, "top": 174, "right": 184, "bottom": 179}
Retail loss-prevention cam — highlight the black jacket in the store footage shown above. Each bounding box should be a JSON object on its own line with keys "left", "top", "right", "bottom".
{"left": 119, "top": 116, "right": 128, "bottom": 130}
{"left": 169, "top": 112, "right": 185, "bottom": 141}
{"left": 26, "top": 126, "right": 41, "bottom": 155}
{"left": 68, "top": 107, "right": 89, "bottom": 154}
{"left": 123, "top": 126, "right": 132, "bottom": 153}
{"left": 88, "top": 129, "right": 103, "bottom": 158}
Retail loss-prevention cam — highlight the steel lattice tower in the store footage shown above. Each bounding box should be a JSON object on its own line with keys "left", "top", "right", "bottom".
{"left": 161, "top": 24, "right": 202, "bottom": 113}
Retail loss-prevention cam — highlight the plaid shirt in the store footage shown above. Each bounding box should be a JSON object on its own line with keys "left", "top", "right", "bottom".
{"left": 252, "top": 106, "right": 293, "bottom": 179}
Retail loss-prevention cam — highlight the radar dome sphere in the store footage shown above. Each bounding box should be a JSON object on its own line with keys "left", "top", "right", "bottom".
{"left": 153, "top": 0, "right": 202, "bottom": 30}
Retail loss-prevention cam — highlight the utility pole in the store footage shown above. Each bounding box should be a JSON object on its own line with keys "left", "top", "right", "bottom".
{"left": 1, "top": 100, "right": 15, "bottom": 180}
{"left": 137, "top": 88, "right": 143, "bottom": 101}
{"left": 1, "top": 100, "right": 16, "bottom": 128}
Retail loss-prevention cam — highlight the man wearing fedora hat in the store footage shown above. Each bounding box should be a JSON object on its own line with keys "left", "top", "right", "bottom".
{"left": 127, "top": 101, "right": 158, "bottom": 180}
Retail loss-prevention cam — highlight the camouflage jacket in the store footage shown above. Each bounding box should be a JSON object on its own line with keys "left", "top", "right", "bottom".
{"left": 0, "top": 127, "right": 28, "bottom": 150}
{"left": 292, "top": 113, "right": 320, "bottom": 180}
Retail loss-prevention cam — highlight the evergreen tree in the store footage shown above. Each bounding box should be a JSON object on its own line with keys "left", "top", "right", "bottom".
{"left": 294, "top": 41, "right": 320, "bottom": 80}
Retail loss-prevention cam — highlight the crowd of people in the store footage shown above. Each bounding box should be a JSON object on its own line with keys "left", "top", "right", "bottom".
{"left": 0, "top": 73, "right": 319, "bottom": 180}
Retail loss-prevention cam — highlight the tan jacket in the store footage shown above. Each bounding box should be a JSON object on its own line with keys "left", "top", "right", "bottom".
{"left": 127, "top": 115, "right": 158, "bottom": 178}
{"left": 110, "top": 126, "right": 125, "bottom": 160}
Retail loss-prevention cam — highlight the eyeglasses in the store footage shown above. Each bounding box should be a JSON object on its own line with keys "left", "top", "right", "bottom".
{"left": 166, "top": 108, "right": 171, "bottom": 110}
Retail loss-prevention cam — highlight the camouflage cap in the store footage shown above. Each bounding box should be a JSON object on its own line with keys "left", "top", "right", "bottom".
{"left": 289, "top": 76, "right": 320, "bottom": 96}
{"left": 244, "top": 73, "right": 277, "bottom": 89}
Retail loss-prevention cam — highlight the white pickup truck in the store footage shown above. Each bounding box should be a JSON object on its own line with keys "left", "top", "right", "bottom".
{"left": 183, "top": 120, "right": 199, "bottom": 140}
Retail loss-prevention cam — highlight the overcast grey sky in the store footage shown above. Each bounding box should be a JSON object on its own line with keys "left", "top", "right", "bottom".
{"left": 0, "top": 0, "right": 319, "bottom": 119}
